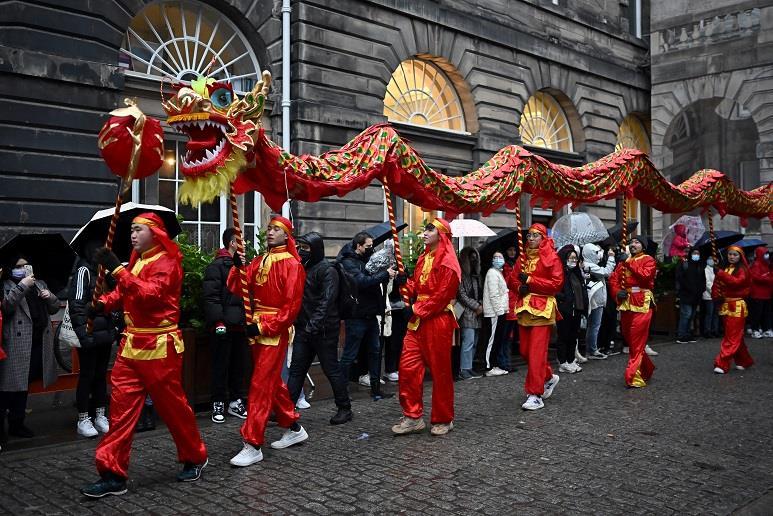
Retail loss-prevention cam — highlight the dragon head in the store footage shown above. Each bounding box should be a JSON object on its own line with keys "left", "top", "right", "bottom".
{"left": 162, "top": 70, "right": 271, "bottom": 205}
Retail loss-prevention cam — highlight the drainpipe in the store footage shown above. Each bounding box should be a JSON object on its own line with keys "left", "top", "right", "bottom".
{"left": 281, "top": 0, "right": 291, "bottom": 219}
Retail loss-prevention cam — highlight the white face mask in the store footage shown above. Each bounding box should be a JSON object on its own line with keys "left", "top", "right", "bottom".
{"left": 691, "top": 254, "right": 700, "bottom": 262}
{"left": 765, "top": 253, "right": 770, "bottom": 260}
{"left": 567, "top": 260, "right": 578, "bottom": 269}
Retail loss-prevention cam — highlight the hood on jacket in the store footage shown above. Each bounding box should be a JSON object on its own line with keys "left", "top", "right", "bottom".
{"left": 337, "top": 241, "right": 361, "bottom": 263}
{"left": 297, "top": 232, "right": 325, "bottom": 268}
{"left": 582, "top": 243, "right": 601, "bottom": 265}
{"left": 674, "top": 224, "right": 686, "bottom": 237}
{"left": 753, "top": 246, "right": 769, "bottom": 265}
{"left": 216, "top": 248, "right": 232, "bottom": 259}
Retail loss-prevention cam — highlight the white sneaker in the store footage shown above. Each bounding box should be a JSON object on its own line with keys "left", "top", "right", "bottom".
{"left": 485, "top": 367, "right": 509, "bottom": 377}
{"left": 384, "top": 372, "right": 399, "bottom": 382}
{"left": 752, "top": 330, "right": 763, "bottom": 339}
{"left": 575, "top": 349, "right": 588, "bottom": 364}
{"left": 521, "top": 395, "right": 544, "bottom": 410}
{"left": 296, "top": 398, "right": 311, "bottom": 410}
{"left": 558, "top": 362, "right": 574, "bottom": 373}
{"left": 588, "top": 351, "right": 608, "bottom": 360}
{"left": 645, "top": 345, "right": 659, "bottom": 356}
{"left": 764, "top": 330, "right": 773, "bottom": 338}
{"left": 270, "top": 426, "right": 309, "bottom": 449}
{"left": 230, "top": 443, "right": 263, "bottom": 467}
{"left": 94, "top": 415, "right": 109, "bottom": 434}
{"left": 358, "top": 374, "right": 385, "bottom": 386}
{"left": 713, "top": 367, "right": 725, "bottom": 374}
{"left": 746, "top": 328, "right": 753, "bottom": 336}
{"left": 77, "top": 417, "right": 98, "bottom": 438}
{"left": 543, "top": 374, "right": 560, "bottom": 399}
{"left": 735, "top": 365, "right": 746, "bottom": 371}
{"left": 570, "top": 361, "right": 583, "bottom": 373}
{"left": 623, "top": 346, "right": 629, "bottom": 353}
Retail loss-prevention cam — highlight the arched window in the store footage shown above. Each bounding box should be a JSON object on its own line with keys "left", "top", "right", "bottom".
{"left": 120, "top": 0, "right": 261, "bottom": 94}
{"left": 616, "top": 115, "right": 651, "bottom": 153}
{"left": 383, "top": 59, "right": 465, "bottom": 132}
{"left": 519, "top": 91, "right": 574, "bottom": 152}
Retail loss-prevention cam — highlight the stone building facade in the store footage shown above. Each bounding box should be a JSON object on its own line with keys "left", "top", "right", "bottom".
{"left": 3, "top": 0, "right": 653, "bottom": 254}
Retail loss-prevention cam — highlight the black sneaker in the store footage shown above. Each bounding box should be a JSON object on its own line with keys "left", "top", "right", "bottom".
{"left": 675, "top": 338, "right": 689, "bottom": 344}
{"left": 212, "top": 402, "right": 225, "bottom": 424}
{"left": 330, "top": 408, "right": 353, "bottom": 425}
{"left": 81, "top": 474, "right": 127, "bottom": 498}
{"left": 688, "top": 336, "right": 698, "bottom": 343}
{"left": 177, "top": 458, "right": 208, "bottom": 482}
{"left": 228, "top": 399, "right": 248, "bottom": 419}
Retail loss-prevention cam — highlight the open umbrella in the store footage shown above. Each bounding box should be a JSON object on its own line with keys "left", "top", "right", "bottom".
{"left": 694, "top": 230, "right": 743, "bottom": 254}
{"left": 70, "top": 202, "right": 181, "bottom": 261}
{"left": 662, "top": 215, "right": 705, "bottom": 256}
{"left": 479, "top": 228, "right": 528, "bottom": 260}
{"left": 0, "top": 233, "right": 77, "bottom": 294}
{"left": 363, "top": 221, "right": 408, "bottom": 247}
{"left": 603, "top": 220, "right": 639, "bottom": 245}
{"left": 736, "top": 239, "right": 767, "bottom": 250}
{"left": 551, "top": 212, "right": 609, "bottom": 249}
{"left": 450, "top": 218, "right": 496, "bottom": 238}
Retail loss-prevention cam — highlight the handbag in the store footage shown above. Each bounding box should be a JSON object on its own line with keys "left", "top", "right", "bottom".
{"left": 58, "top": 302, "right": 81, "bottom": 348}
{"left": 453, "top": 301, "right": 465, "bottom": 320}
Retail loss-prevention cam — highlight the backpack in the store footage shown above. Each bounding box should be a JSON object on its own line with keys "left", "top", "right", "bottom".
{"left": 333, "top": 261, "right": 359, "bottom": 319}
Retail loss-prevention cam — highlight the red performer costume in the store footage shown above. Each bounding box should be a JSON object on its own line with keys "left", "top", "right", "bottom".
{"left": 711, "top": 245, "right": 754, "bottom": 373}
{"left": 393, "top": 218, "right": 461, "bottom": 436}
{"left": 609, "top": 236, "right": 657, "bottom": 388}
{"left": 507, "top": 224, "right": 563, "bottom": 409}
{"left": 85, "top": 213, "right": 207, "bottom": 496}
{"left": 227, "top": 216, "right": 305, "bottom": 464}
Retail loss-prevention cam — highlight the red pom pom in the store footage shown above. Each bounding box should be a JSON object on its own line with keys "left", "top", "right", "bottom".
{"left": 98, "top": 114, "right": 164, "bottom": 180}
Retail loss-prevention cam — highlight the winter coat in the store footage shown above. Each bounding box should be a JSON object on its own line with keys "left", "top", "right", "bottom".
{"left": 295, "top": 232, "right": 340, "bottom": 336}
{"left": 0, "top": 279, "right": 59, "bottom": 391}
{"left": 581, "top": 243, "right": 615, "bottom": 313}
{"left": 456, "top": 271, "right": 482, "bottom": 329}
{"left": 482, "top": 267, "right": 508, "bottom": 318}
{"left": 703, "top": 265, "right": 715, "bottom": 301}
{"left": 555, "top": 247, "right": 588, "bottom": 318}
{"left": 749, "top": 247, "right": 773, "bottom": 300}
{"left": 669, "top": 224, "right": 690, "bottom": 259}
{"left": 675, "top": 257, "right": 706, "bottom": 305}
{"left": 203, "top": 249, "right": 246, "bottom": 329}
{"left": 67, "top": 259, "right": 117, "bottom": 349}
{"left": 337, "top": 242, "right": 389, "bottom": 318}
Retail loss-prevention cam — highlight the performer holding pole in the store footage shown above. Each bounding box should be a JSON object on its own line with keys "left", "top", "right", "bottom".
{"left": 711, "top": 245, "right": 754, "bottom": 374}
{"left": 507, "top": 223, "right": 563, "bottom": 410}
{"left": 392, "top": 218, "right": 461, "bottom": 436}
{"left": 80, "top": 213, "right": 208, "bottom": 498}
{"left": 609, "top": 235, "right": 657, "bottom": 388}
{"left": 227, "top": 216, "right": 307, "bottom": 467}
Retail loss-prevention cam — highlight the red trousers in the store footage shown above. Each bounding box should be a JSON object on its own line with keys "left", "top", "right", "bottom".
{"left": 398, "top": 313, "right": 455, "bottom": 424}
{"left": 714, "top": 316, "right": 754, "bottom": 372}
{"left": 242, "top": 338, "right": 299, "bottom": 447}
{"left": 519, "top": 325, "right": 554, "bottom": 395}
{"left": 96, "top": 344, "right": 207, "bottom": 479}
{"left": 621, "top": 310, "right": 655, "bottom": 387}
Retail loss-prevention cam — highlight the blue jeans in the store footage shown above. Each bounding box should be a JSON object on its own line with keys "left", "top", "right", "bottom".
{"left": 702, "top": 300, "right": 721, "bottom": 336}
{"left": 585, "top": 307, "right": 604, "bottom": 354}
{"left": 340, "top": 318, "right": 381, "bottom": 383}
{"left": 460, "top": 327, "right": 478, "bottom": 371}
{"left": 677, "top": 303, "right": 696, "bottom": 339}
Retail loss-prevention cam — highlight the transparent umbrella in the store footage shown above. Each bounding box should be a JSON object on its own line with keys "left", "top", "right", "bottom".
{"left": 551, "top": 212, "right": 609, "bottom": 249}
{"left": 662, "top": 215, "right": 705, "bottom": 255}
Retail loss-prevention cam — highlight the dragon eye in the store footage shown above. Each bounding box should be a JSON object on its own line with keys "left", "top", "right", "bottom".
{"left": 210, "top": 88, "right": 233, "bottom": 109}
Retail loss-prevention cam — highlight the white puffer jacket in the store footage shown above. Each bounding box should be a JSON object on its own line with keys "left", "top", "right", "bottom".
{"left": 581, "top": 243, "right": 616, "bottom": 313}
{"left": 482, "top": 267, "right": 509, "bottom": 317}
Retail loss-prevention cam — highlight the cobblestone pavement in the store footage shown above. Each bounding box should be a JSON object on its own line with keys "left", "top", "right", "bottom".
{"left": 1, "top": 337, "right": 772, "bottom": 515}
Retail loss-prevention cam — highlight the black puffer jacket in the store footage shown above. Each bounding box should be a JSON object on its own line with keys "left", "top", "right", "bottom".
{"left": 337, "top": 242, "right": 389, "bottom": 319}
{"left": 295, "top": 232, "right": 340, "bottom": 335}
{"left": 203, "top": 249, "right": 245, "bottom": 329}
{"left": 555, "top": 246, "right": 589, "bottom": 317}
{"left": 675, "top": 257, "right": 706, "bottom": 305}
{"left": 67, "top": 259, "right": 117, "bottom": 349}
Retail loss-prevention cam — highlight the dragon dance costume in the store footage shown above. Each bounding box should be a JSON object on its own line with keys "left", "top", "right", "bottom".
{"left": 227, "top": 215, "right": 305, "bottom": 447}
{"left": 609, "top": 237, "right": 657, "bottom": 388}
{"left": 94, "top": 213, "right": 207, "bottom": 480}
{"left": 711, "top": 245, "right": 754, "bottom": 373}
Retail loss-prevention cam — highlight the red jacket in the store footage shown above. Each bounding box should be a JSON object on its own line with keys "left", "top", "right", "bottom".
{"left": 749, "top": 247, "right": 773, "bottom": 300}
{"left": 712, "top": 265, "right": 751, "bottom": 300}
{"left": 506, "top": 245, "right": 563, "bottom": 326}
{"left": 609, "top": 253, "right": 657, "bottom": 312}
{"left": 404, "top": 245, "right": 461, "bottom": 331}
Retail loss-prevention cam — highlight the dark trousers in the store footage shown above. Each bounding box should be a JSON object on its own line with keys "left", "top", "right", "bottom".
{"left": 340, "top": 318, "right": 381, "bottom": 382}
{"left": 0, "top": 390, "right": 28, "bottom": 428}
{"left": 598, "top": 305, "right": 617, "bottom": 353}
{"left": 287, "top": 328, "right": 350, "bottom": 409}
{"left": 210, "top": 331, "right": 247, "bottom": 403}
{"left": 556, "top": 312, "right": 581, "bottom": 363}
{"left": 385, "top": 309, "right": 408, "bottom": 374}
{"left": 504, "top": 319, "right": 519, "bottom": 357}
{"left": 748, "top": 298, "right": 772, "bottom": 332}
{"left": 76, "top": 344, "right": 111, "bottom": 413}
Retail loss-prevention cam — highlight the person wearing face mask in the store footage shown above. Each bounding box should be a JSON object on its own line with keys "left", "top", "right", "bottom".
{"left": 675, "top": 247, "right": 706, "bottom": 344}
{"left": 748, "top": 247, "right": 773, "bottom": 339}
{"left": 482, "top": 252, "right": 511, "bottom": 377}
{"left": 609, "top": 236, "right": 658, "bottom": 388}
{"left": 711, "top": 246, "right": 754, "bottom": 373}
{"left": 701, "top": 256, "right": 721, "bottom": 338}
{"left": 581, "top": 243, "right": 616, "bottom": 360}
{"left": 0, "top": 257, "right": 60, "bottom": 441}
{"left": 555, "top": 246, "right": 589, "bottom": 373}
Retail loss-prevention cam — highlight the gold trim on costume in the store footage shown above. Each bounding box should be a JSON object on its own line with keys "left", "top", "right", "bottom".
{"left": 255, "top": 251, "right": 293, "bottom": 285}
{"left": 133, "top": 216, "right": 160, "bottom": 228}
{"left": 419, "top": 252, "right": 435, "bottom": 285}
{"left": 120, "top": 326, "right": 184, "bottom": 360}
{"left": 719, "top": 298, "right": 747, "bottom": 318}
{"left": 270, "top": 219, "right": 292, "bottom": 236}
{"left": 430, "top": 219, "right": 449, "bottom": 234}
{"left": 130, "top": 249, "right": 165, "bottom": 275}
{"left": 618, "top": 290, "right": 654, "bottom": 313}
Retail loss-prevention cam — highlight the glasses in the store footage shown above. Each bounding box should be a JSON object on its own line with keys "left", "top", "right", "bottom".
{"left": 526, "top": 232, "right": 542, "bottom": 240}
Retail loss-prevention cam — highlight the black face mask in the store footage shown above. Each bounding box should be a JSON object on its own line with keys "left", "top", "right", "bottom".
{"left": 298, "top": 248, "right": 312, "bottom": 266}
{"left": 363, "top": 247, "right": 374, "bottom": 259}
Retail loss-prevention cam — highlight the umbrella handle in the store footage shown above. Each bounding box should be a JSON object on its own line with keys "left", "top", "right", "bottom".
{"left": 229, "top": 185, "right": 256, "bottom": 345}
{"left": 382, "top": 178, "right": 410, "bottom": 306}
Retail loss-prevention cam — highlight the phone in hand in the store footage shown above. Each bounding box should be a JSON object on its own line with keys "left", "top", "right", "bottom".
{"left": 23, "top": 264, "right": 34, "bottom": 278}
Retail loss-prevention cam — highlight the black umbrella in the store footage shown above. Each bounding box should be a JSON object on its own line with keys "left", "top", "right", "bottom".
{"left": 479, "top": 228, "right": 529, "bottom": 260}
{"left": 600, "top": 220, "right": 639, "bottom": 246}
{"left": 694, "top": 230, "right": 743, "bottom": 254}
{"left": 70, "top": 202, "right": 182, "bottom": 261}
{"left": 0, "top": 233, "right": 77, "bottom": 294}
{"left": 736, "top": 239, "right": 767, "bottom": 250}
{"left": 364, "top": 221, "right": 408, "bottom": 247}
